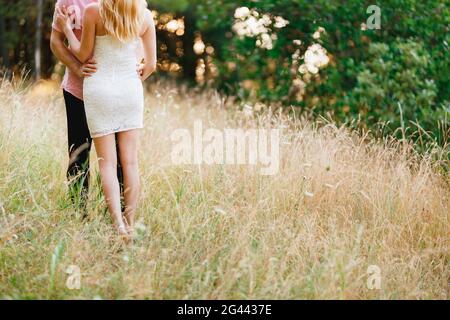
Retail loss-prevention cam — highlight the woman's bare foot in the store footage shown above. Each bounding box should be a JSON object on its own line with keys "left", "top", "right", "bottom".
{"left": 126, "top": 225, "right": 136, "bottom": 239}
{"left": 123, "top": 210, "right": 135, "bottom": 239}
{"left": 117, "top": 224, "right": 131, "bottom": 243}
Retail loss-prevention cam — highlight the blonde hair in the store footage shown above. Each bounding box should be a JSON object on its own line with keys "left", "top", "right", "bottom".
{"left": 99, "top": 0, "right": 147, "bottom": 42}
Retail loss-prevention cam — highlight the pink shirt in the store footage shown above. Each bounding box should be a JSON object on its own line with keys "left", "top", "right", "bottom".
{"left": 52, "top": 0, "right": 97, "bottom": 100}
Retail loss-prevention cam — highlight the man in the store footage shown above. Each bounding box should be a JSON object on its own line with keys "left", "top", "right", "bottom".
{"left": 50, "top": 0, "right": 141, "bottom": 213}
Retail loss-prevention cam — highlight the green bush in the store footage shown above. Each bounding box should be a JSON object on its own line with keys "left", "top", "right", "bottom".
{"left": 192, "top": 0, "right": 449, "bottom": 145}
{"left": 346, "top": 40, "right": 447, "bottom": 139}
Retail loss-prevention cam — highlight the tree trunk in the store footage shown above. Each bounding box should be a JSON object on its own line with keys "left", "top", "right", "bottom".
{"left": 0, "top": 8, "right": 9, "bottom": 69}
{"left": 180, "top": 10, "right": 197, "bottom": 81}
{"left": 35, "top": 0, "right": 43, "bottom": 80}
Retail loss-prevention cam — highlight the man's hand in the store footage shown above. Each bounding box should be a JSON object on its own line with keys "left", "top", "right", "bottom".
{"left": 76, "top": 58, "right": 97, "bottom": 78}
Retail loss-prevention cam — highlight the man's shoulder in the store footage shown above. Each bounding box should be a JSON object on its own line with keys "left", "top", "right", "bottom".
{"left": 54, "top": 0, "right": 72, "bottom": 7}
{"left": 54, "top": 0, "right": 99, "bottom": 7}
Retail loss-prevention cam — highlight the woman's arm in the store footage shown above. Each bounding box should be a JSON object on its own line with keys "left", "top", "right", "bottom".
{"left": 56, "top": 4, "right": 97, "bottom": 63}
{"left": 139, "top": 10, "right": 157, "bottom": 81}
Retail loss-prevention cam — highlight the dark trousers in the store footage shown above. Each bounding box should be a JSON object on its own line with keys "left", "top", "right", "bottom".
{"left": 63, "top": 90, "right": 123, "bottom": 212}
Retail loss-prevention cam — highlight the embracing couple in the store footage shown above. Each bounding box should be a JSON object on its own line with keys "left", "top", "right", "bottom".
{"left": 50, "top": 0, "right": 157, "bottom": 241}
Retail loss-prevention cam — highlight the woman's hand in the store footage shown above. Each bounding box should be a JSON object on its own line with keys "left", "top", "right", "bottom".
{"left": 137, "top": 59, "right": 146, "bottom": 80}
{"left": 55, "top": 5, "right": 72, "bottom": 34}
{"left": 138, "top": 60, "right": 157, "bottom": 81}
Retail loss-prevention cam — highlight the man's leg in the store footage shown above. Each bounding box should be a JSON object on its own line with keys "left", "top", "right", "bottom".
{"left": 63, "top": 90, "right": 92, "bottom": 214}
{"left": 115, "top": 133, "right": 125, "bottom": 210}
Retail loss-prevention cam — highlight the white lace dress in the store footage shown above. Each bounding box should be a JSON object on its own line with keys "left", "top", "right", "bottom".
{"left": 83, "top": 35, "right": 144, "bottom": 138}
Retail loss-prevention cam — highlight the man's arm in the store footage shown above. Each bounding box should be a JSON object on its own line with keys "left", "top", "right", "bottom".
{"left": 50, "top": 28, "right": 97, "bottom": 78}
{"left": 50, "top": 28, "right": 83, "bottom": 77}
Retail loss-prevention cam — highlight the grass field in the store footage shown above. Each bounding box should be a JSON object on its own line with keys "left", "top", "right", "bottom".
{"left": 0, "top": 78, "right": 448, "bottom": 299}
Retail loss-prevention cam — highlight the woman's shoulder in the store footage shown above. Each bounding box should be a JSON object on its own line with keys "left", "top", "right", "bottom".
{"left": 140, "top": 9, "right": 155, "bottom": 36}
{"left": 84, "top": 3, "right": 100, "bottom": 16}
{"left": 143, "top": 9, "right": 154, "bottom": 24}
{"left": 82, "top": 2, "right": 100, "bottom": 25}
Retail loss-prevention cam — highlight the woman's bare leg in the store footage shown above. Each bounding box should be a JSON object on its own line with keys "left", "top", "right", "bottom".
{"left": 117, "top": 130, "right": 140, "bottom": 233}
{"left": 93, "top": 134, "right": 127, "bottom": 236}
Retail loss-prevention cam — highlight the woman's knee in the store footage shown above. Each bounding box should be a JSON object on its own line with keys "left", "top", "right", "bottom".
{"left": 120, "top": 153, "right": 138, "bottom": 168}
{"left": 98, "top": 157, "right": 117, "bottom": 173}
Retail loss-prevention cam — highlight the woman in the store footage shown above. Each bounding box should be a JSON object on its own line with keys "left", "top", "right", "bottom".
{"left": 55, "top": 0, "right": 157, "bottom": 240}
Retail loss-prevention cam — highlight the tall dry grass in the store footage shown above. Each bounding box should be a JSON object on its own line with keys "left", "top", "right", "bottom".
{"left": 0, "top": 78, "right": 448, "bottom": 299}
